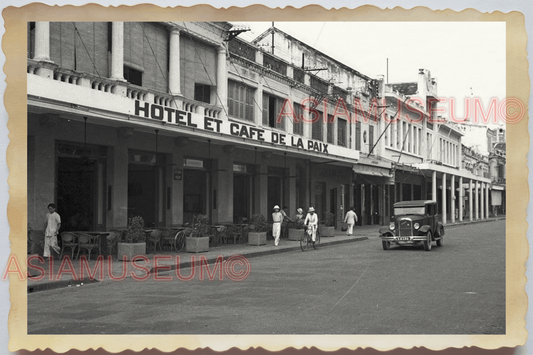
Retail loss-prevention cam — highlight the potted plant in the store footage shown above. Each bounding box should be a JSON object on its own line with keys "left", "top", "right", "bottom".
{"left": 320, "top": 212, "right": 336, "bottom": 237}
{"left": 186, "top": 214, "right": 211, "bottom": 253}
{"left": 118, "top": 216, "right": 146, "bottom": 261}
{"left": 288, "top": 218, "right": 305, "bottom": 241}
{"left": 248, "top": 214, "right": 268, "bottom": 246}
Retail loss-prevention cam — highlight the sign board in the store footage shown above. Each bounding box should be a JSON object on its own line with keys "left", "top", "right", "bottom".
{"left": 184, "top": 159, "right": 204, "bottom": 168}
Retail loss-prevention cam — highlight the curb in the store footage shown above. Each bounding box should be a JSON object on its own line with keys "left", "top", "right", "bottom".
{"left": 26, "top": 236, "right": 369, "bottom": 292}
{"left": 150, "top": 236, "right": 369, "bottom": 275}
{"left": 27, "top": 277, "right": 99, "bottom": 294}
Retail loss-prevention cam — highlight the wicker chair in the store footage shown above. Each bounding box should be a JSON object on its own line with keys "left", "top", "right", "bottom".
{"left": 147, "top": 229, "right": 163, "bottom": 253}
{"left": 60, "top": 232, "right": 78, "bottom": 260}
{"left": 76, "top": 233, "right": 101, "bottom": 261}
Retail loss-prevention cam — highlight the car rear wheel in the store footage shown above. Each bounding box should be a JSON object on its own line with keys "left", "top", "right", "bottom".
{"left": 436, "top": 235, "right": 443, "bottom": 246}
{"left": 382, "top": 240, "right": 391, "bottom": 250}
{"left": 423, "top": 231, "right": 432, "bottom": 251}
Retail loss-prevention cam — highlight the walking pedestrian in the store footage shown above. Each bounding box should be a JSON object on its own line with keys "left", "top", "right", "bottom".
{"left": 344, "top": 206, "right": 358, "bottom": 236}
{"left": 304, "top": 207, "right": 318, "bottom": 245}
{"left": 43, "top": 203, "right": 61, "bottom": 259}
{"left": 272, "top": 205, "right": 283, "bottom": 246}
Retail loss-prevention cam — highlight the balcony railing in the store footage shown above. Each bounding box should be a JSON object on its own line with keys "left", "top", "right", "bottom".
{"left": 28, "top": 59, "right": 222, "bottom": 119}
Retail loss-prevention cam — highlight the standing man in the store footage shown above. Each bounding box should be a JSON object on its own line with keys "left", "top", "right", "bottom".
{"left": 272, "top": 205, "right": 283, "bottom": 246}
{"left": 344, "top": 206, "right": 358, "bottom": 236}
{"left": 43, "top": 203, "right": 61, "bottom": 259}
{"left": 304, "top": 207, "right": 318, "bottom": 245}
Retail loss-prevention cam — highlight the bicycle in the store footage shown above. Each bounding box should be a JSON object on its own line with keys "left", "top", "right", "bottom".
{"left": 300, "top": 225, "right": 321, "bottom": 251}
{"left": 173, "top": 229, "right": 192, "bottom": 253}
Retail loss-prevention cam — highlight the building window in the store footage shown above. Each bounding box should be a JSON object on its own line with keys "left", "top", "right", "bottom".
{"left": 355, "top": 122, "right": 361, "bottom": 150}
{"left": 228, "top": 80, "right": 254, "bottom": 121}
{"left": 327, "top": 114, "right": 334, "bottom": 144}
{"left": 312, "top": 110, "right": 323, "bottom": 141}
{"left": 124, "top": 65, "right": 143, "bottom": 86}
{"left": 293, "top": 102, "right": 304, "bottom": 136}
{"left": 369, "top": 125, "right": 375, "bottom": 154}
{"left": 194, "top": 84, "right": 211, "bottom": 104}
{"left": 262, "top": 93, "right": 285, "bottom": 130}
{"left": 338, "top": 118, "right": 347, "bottom": 147}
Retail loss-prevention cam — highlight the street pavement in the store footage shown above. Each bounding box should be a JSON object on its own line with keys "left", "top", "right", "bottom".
{"left": 27, "top": 218, "right": 505, "bottom": 335}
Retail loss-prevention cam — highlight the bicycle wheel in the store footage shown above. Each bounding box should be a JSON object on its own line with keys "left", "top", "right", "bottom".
{"left": 313, "top": 229, "right": 321, "bottom": 250}
{"left": 174, "top": 231, "right": 185, "bottom": 253}
{"left": 300, "top": 230, "right": 308, "bottom": 251}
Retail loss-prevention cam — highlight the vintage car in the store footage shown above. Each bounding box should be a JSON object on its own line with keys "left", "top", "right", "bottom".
{"left": 379, "top": 200, "right": 445, "bottom": 251}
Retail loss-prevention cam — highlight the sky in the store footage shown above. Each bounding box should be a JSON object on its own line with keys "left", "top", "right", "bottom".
{"left": 231, "top": 21, "right": 506, "bottom": 151}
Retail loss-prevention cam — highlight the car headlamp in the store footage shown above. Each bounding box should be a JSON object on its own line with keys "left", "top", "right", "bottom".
{"left": 414, "top": 223, "right": 420, "bottom": 230}
{"left": 389, "top": 222, "right": 395, "bottom": 230}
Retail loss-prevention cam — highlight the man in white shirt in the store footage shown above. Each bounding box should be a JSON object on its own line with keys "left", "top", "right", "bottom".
{"left": 43, "top": 203, "right": 61, "bottom": 259}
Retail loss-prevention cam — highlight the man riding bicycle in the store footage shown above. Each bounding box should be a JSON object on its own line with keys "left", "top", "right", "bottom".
{"left": 304, "top": 207, "right": 318, "bottom": 245}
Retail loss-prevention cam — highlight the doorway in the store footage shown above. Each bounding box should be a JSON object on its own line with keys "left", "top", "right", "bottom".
{"left": 183, "top": 169, "right": 208, "bottom": 225}
{"left": 330, "top": 187, "right": 338, "bottom": 227}
{"left": 233, "top": 174, "right": 251, "bottom": 223}
{"left": 57, "top": 157, "right": 97, "bottom": 231}
{"left": 267, "top": 176, "right": 282, "bottom": 221}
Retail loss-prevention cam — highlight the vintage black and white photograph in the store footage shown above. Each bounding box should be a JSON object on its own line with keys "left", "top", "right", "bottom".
{"left": 8, "top": 4, "right": 527, "bottom": 353}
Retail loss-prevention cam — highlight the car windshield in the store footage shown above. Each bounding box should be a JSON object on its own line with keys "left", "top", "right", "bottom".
{"left": 394, "top": 206, "right": 425, "bottom": 216}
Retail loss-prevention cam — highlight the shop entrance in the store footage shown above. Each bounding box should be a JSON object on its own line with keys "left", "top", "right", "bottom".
{"left": 330, "top": 187, "right": 338, "bottom": 228}
{"left": 128, "top": 151, "right": 165, "bottom": 228}
{"left": 233, "top": 174, "right": 251, "bottom": 223}
{"left": 56, "top": 142, "right": 107, "bottom": 232}
{"left": 183, "top": 169, "right": 208, "bottom": 225}
{"left": 57, "top": 157, "right": 97, "bottom": 232}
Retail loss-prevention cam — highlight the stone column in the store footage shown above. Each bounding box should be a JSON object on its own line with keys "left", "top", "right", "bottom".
{"left": 217, "top": 46, "right": 228, "bottom": 119}
{"left": 486, "top": 184, "right": 490, "bottom": 218}
{"left": 458, "top": 176, "right": 463, "bottom": 222}
{"left": 168, "top": 28, "right": 182, "bottom": 95}
{"left": 441, "top": 173, "right": 447, "bottom": 225}
{"left": 111, "top": 22, "right": 125, "bottom": 81}
{"left": 469, "top": 179, "right": 473, "bottom": 221}
{"left": 475, "top": 181, "right": 479, "bottom": 220}
{"left": 450, "top": 175, "right": 455, "bottom": 223}
{"left": 34, "top": 22, "right": 51, "bottom": 62}
{"left": 480, "top": 182, "right": 485, "bottom": 219}
{"left": 432, "top": 171, "right": 437, "bottom": 202}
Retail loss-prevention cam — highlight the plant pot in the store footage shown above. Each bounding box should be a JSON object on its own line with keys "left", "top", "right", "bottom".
{"left": 319, "top": 225, "right": 335, "bottom": 237}
{"left": 288, "top": 228, "right": 303, "bottom": 241}
{"left": 117, "top": 242, "right": 146, "bottom": 261}
{"left": 248, "top": 231, "right": 267, "bottom": 246}
{"left": 186, "top": 236, "right": 209, "bottom": 253}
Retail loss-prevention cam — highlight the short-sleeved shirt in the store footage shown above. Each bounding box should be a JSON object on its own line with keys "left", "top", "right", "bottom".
{"left": 45, "top": 212, "right": 61, "bottom": 236}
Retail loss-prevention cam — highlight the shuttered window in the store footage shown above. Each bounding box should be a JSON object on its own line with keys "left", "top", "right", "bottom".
{"left": 49, "top": 22, "right": 110, "bottom": 77}
{"left": 228, "top": 80, "right": 254, "bottom": 121}
{"left": 123, "top": 22, "right": 168, "bottom": 92}
{"left": 293, "top": 102, "right": 304, "bottom": 136}
{"left": 338, "top": 118, "right": 347, "bottom": 147}
{"left": 181, "top": 35, "right": 216, "bottom": 100}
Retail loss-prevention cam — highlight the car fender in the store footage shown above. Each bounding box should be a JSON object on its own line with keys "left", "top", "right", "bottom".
{"left": 419, "top": 225, "right": 431, "bottom": 234}
{"left": 379, "top": 226, "right": 392, "bottom": 235}
{"left": 436, "top": 222, "right": 445, "bottom": 237}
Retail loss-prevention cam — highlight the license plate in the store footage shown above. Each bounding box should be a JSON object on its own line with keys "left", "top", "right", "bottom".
{"left": 397, "top": 237, "right": 410, "bottom": 241}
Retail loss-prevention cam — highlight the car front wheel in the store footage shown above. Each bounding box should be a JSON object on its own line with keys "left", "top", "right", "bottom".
{"left": 382, "top": 240, "right": 391, "bottom": 250}
{"left": 423, "top": 231, "right": 432, "bottom": 251}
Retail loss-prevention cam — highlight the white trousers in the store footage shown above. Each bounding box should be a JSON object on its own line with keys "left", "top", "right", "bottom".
{"left": 273, "top": 223, "right": 281, "bottom": 245}
{"left": 347, "top": 223, "right": 354, "bottom": 235}
{"left": 43, "top": 235, "right": 60, "bottom": 257}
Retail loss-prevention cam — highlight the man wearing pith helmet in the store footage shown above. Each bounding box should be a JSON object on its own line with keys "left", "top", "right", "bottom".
{"left": 304, "top": 207, "right": 319, "bottom": 245}
{"left": 272, "top": 205, "right": 283, "bottom": 246}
